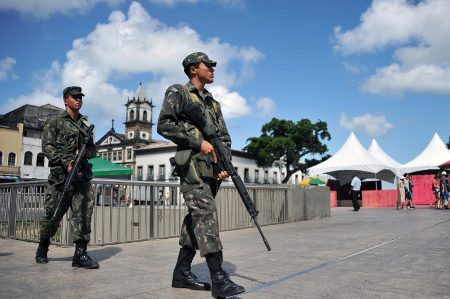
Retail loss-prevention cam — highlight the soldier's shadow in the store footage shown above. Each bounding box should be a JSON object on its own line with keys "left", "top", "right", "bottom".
{"left": 191, "top": 260, "right": 263, "bottom": 299}
{"left": 49, "top": 246, "right": 121, "bottom": 262}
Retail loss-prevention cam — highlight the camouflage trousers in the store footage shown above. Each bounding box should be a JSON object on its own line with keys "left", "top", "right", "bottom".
{"left": 39, "top": 181, "right": 94, "bottom": 243}
{"left": 179, "top": 180, "right": 223, "bottom": 257}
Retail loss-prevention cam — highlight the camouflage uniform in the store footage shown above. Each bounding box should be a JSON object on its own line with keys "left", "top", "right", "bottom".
{"left": 158, "top": 81, "right": 231, "bottom": 257}
{"left": 39, "top": 111, "right": 96, "bottom": 243}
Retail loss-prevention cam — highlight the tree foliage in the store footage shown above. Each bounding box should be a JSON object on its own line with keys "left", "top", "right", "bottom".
{"left": 243, "top": 117, "right": 331, "bottom": 184}
{"left": 447, "top": 136, "right": 450, "bottom": 150}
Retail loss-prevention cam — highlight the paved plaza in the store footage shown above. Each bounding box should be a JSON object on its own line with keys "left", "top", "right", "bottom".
{"left": 1, "top": 207, "right": 449, "bottom": 299}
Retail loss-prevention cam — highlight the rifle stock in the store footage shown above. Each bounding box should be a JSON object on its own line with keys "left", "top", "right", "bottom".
{"left": 51, "top": 124, "right": 95, "bottom": 220}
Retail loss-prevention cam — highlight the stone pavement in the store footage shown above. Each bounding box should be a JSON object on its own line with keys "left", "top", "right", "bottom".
{"left": 1, "top": 207, "right": 449, "bottom": 299}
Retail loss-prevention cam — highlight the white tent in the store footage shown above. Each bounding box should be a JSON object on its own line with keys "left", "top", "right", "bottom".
{"left": 368, "top": 139, "right": 402, "bottom": 176}
{"left": 308, "top": 132, "right": 397, "bottom": 184}
{"left": 400, "top": 132, "right": 450, "bottom": 174}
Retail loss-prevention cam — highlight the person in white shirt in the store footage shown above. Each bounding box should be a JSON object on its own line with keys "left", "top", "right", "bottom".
{"left": 349, "top": 174, "right": 361, "bottom": 211}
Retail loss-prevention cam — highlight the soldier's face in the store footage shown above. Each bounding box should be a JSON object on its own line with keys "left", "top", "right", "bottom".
{"left": 64, "top": 95, "right": 83, "bottom": 110}
{"left": 194, "top": 62, "right": 214, "bottom": 84}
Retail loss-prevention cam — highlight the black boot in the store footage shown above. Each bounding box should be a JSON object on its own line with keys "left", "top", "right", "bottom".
{"left": 206, "top": 251, "right": 245, "bottom": 298}
{"left": 172, "top": 247, "right": 211, "bottom": 291}
{"left": 72, "top": 240, "right": 99, "bottom": 269}
{"left": 35, "top": 238, "right": 50, "bottom": 264}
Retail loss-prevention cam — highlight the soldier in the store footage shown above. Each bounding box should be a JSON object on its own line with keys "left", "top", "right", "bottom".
{"left": 35, "top": 86, "right": 99, "bottom": 269}
{"left": 157, "top": 52, "right": 245, "bottom": 298}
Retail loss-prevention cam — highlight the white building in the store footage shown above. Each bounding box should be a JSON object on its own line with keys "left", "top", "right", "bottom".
{"left": 96, "top": 83, "right": 302, "bottom": 185}
{"left": 21, "top": 136, "right": 49, "bottom": 180}
{"left": 134, "top": 140, "right": 301, "bottom": 185}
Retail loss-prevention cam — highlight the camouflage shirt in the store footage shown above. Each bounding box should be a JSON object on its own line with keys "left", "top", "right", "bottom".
{"left": 157, "top": 81, "right": 231, "bottom": 152}
{"left": 42, "top": 111, "right": 96, "bottom": 184}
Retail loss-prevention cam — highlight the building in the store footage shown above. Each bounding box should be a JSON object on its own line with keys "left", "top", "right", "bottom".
{"left": 0, "top": 104, "right": 63, "bottom": 181}
{"left": 96, "top": 83, "right": 156, "bottom": 170}
{"left": 96, "top": 83, "right": 302, "bottom": 184}
{"left": 0, "top": 123, "right": 23, "bottom": 181}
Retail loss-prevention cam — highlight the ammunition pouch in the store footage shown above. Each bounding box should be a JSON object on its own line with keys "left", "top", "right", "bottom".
{"left": 194, "top": 152, "right": 214, "bottom": 179}
{"left": 171, "top": 150, "right": 214, "bottom": 184}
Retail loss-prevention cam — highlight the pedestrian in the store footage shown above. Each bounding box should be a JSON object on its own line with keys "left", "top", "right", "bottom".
{"left": 397, "top": 176, "right": 406, "bottom": 210}
{"left": 35, "top": 86, "right": 99, "bottom": 269}
{"left": 349, "top": 174, "right": 361, "bottom": 211}
{"left": 157, "top": 52, "right": 245, "bottom": 298}
{"left": 441, "top": 171, "right": 449, "bottom": 209}
{"left": 431, "top": 174, "right": 441, "bottom": 209}
{"left": 404, "top": 174, "right": 415, "bottom": 209}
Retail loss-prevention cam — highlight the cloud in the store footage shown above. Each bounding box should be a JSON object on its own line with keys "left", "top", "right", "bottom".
{"left": 210, "top": 85, "right": 251, "bottom": 118}
{"left": 0, "top": 0, "right": 124, "bottom": 19}
{"left": 339, "top": 112, "right": 393, "bottom": 137}
{"left": 333, "top": 0, "right": 450, "bottom": 95}
{"left": 148, "top": 0, "right": 246, "bottom": 8}
{"left": 342, "top": 61, "right": 365, "bottom": 74}
{"left": 0, "top": 56, "right": 17, "bottom": 81}
{"left": 255, "top": 97, "right": 276, "bottom": 116}
{"left": 148, "top": 0, "right": 201, "bottom": 6}
{"left": 1, "top": 2, "right": 262, "bottom": 132}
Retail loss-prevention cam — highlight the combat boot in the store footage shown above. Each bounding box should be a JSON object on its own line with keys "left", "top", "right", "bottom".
{"left": 72, "top": 240, "right": 99, "bottom": 269}
{"left": 35, "top": 238, "right": 50, "bottom": 264}
{"left": 172, "top": 247, "right": 211, "bottom": 291}
{"left": 206, "top": 251, "right": 245, "bottom": 298}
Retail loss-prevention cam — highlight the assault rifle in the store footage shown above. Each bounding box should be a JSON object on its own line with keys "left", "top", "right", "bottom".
{"left": 52, "top": 124, "right": 95, "bottom": 219}
{"left": 185, "top": 104, "right": 271, "bottom": 251}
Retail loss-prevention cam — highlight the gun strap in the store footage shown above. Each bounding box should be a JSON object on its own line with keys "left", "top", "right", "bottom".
{"left": 67, "top": 116, "right": 91, "bottom": 138}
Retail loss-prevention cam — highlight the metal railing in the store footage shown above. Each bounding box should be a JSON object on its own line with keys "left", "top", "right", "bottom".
{"left": 0, "top": 179, "right": 289, "bottom": 246}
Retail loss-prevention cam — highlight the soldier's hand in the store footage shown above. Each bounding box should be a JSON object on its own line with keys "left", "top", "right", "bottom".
{"left": 200, "top": 140, "right": 217, "bottom": 163}
{"left": 217, "top": 170, "right": 229, "bottom": 181}
{"left": 67, "top": 161, "right": 74, "bottom": 173}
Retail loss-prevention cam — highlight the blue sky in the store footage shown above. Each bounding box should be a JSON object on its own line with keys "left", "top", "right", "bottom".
{"left": 1, "top": 0, "right": 449, "bottom": 164}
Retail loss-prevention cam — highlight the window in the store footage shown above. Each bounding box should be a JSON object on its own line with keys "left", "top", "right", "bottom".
{"left": 118, "top": 150, "right": 122, "bottom": 160}
{"left": 264, "top": 170, "right": 269, "bottom": 184}
{"left": 127, "top": 149, "right": 132, "bottom": 160}
{"left": 8, "top": 153, "right": 16, "bottom": 166}
{"left": 254, "top": 169, "right": 260, "bottom": 184}
{"left": 244, "top": 168, "right": 250, "bottom": 183}
{"left": 129, "top": 110, "right": 135, "bottom": 120}
{"left": 137, "top": 166, "right": 143, "bottom": 181}
{"left": 24, "top": 151, "right": 33, "bottom": 166}
{"left": 273, "top": 172, "right": 278, "bottom": 184}
{"left": 159, "top": 164, "right": 166, "bottom": 180}
{"left": 113, "top": 151, "right": 117, "bottom": 161}
{"left": 147, "top": 165, "right": 154, "bottom": 181}
{"left": 143, "top": 111, "right": 148, "bottom": 121}
{"left": 36, "top": 153, "right": 45, "bottom": 167}
{"left": 0, "top": 151, "right": 2, "bottom": 166}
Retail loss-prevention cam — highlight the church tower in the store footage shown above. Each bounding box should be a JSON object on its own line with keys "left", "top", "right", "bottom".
{"left": 124, "top": 83, "right": 154, "bottom": 142}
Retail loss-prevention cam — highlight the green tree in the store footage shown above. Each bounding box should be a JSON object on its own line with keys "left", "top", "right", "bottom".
{"left": 243, "top": 117, "right": 331, "bottom": 184}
